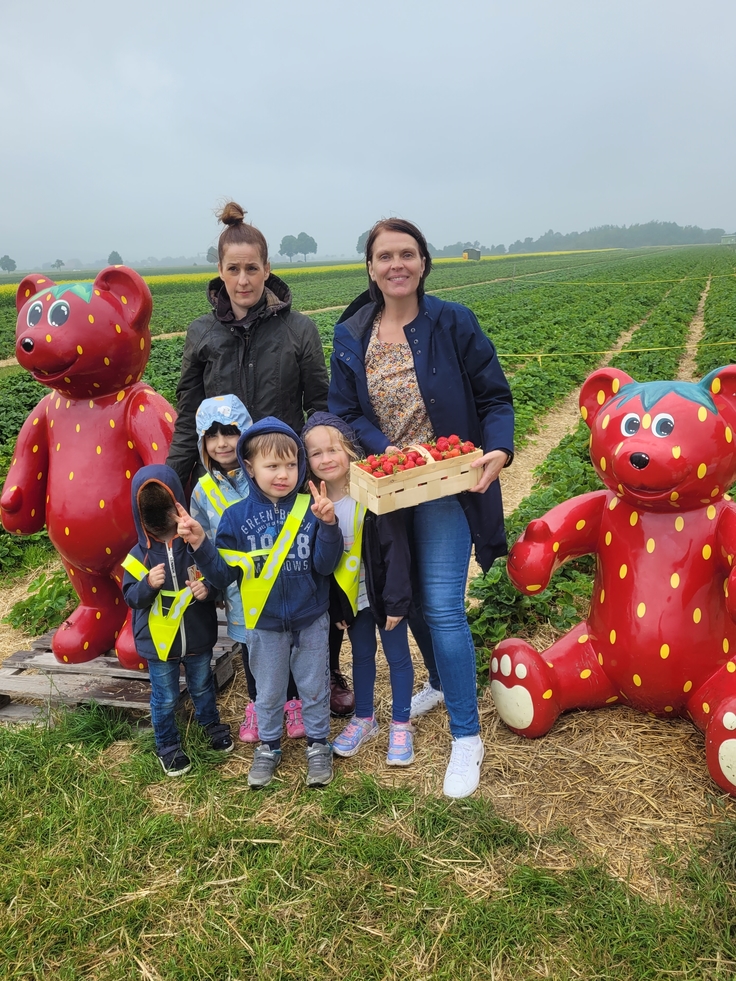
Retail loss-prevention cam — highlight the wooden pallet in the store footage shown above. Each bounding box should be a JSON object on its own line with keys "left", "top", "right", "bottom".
{"left": 0, "top": 624, "right": 237, "bottom": 719}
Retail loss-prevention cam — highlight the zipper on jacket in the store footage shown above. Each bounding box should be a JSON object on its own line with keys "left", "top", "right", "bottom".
{"left": 165, "top": 541, "right": 187, "bottom": 655}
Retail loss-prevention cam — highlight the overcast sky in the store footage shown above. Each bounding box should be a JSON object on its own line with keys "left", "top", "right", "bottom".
{"left": 2, "top": 0, "right": 734, "bottom": 268}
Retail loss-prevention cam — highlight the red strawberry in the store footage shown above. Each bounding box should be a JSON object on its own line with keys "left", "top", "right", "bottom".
{"left": 415, "top": 457, "right": 427, "bottom": 466}
{"left": 436, "top": 437, "right": 450, "bottom": 452}
{"left": 448, "top": 448, "right": 461, "bottom": 457}
{"left": 404, "top": 459, "right": 416, "bottom": 469}
{"left": 373, "top": 469, "right": 387, "bottom": 478}
{"left": 357, "top": 464, "right": 373, "bottom": 473}
{"left": 382, "top": 461, "right": 394, "bottom": 475}
{"left": 387, "top": 455, "right": 399, "bottom": 466}
{"left": 461, "top": 441, "right": 475, "bottom": 454}
{"left": 448, "top": 434, "right": 461, "bottom": 446}
{"left": 429, "top": 448, "right": 442, "bottom": 461}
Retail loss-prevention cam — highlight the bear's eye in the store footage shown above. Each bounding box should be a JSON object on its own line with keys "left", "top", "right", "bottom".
{"left": 47, "top": 300, "right": 70, "bottom": 327}
{"left": 652, "top": 413, "right": 675, "bottom": 438}
{"left": 621, "top": 412, "right": 641, "bottom": 436}
{"left": 27, "top": 301, "right": 43, "bottom": 327}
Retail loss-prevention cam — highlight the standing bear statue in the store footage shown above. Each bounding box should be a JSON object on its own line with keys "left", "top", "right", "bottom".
{"left": 0, "top": 267, "right": 176, "bottom": 668}
{"left": 491, "top": 365, "right": 736, "bottom": 796}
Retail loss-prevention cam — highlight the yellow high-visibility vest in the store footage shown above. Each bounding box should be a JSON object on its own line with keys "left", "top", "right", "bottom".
{"left": 198, "top": 473, "right": 232, "bottom": 517}
{"left": 218, "top": 494, "right": 311, "bottom": 629}
{"left": 121, "top": 553, "right": 194, "bottom": 661}
{"left": 333, "top": 503, "right": 365, "bottom": 615}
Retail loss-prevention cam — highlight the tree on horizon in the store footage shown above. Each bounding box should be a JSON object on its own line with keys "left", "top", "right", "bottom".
{"left": 108, "top": 250, "right": 123, "bottom": 265}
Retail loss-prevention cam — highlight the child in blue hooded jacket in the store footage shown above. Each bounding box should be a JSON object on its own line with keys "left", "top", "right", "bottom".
{"left": 176, "top": 417, "right": 344, "bottom": 789}
{"left": 122, "top": 464, "right": 233, "bottom": 777}
{"left": 190, "top": 395, "right": 307, "bottom": 744}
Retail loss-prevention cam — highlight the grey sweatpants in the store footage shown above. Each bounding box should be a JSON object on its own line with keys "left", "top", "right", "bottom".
{"left": 246, "top": 613, "right": 330, "bottom": 745}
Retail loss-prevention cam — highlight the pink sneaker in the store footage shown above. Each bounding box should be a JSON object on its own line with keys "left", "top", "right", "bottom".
{"left": 284, "top": 698, "right": 306, "bottom": 739}
{"left": 239, "top": 702, "right": 259, "bottom": 743}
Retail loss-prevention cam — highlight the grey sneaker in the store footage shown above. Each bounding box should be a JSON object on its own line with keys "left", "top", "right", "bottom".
{"left": 410, "top": 682, "right": 445, "bottom": 719}
{"left": 248, "top": 744, "right": 282, "bottom": 788}
{"left": 305, "top": 742, "right": 334, "bottom": 787}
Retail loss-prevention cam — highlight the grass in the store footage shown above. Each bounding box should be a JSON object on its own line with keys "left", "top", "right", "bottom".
{"left": 1, "top": 705, "right": 736, "bottom": 980}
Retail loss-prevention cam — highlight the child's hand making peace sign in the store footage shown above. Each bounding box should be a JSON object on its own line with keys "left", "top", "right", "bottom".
{"left": 308, "top": 480, "right": 336, "bottom": 525}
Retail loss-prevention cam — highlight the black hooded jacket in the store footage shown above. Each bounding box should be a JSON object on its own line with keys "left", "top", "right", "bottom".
{"left": 166, "top": 274, "right": 329, "bottom": 486}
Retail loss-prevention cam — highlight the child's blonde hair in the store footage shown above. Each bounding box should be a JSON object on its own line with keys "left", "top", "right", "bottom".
{"left": 305, "top": 425, "right": 359, "bottom": 495}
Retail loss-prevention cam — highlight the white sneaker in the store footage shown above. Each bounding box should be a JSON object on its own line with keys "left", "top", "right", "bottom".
{"left": 443, "top": 736, "right": 485, "bottom": 799}
{"left": 410, "top": 682, "right": 445, "bottom": 719}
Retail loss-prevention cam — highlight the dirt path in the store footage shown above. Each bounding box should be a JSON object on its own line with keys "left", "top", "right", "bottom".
{"left": 676, "top": 275, "right": 712, "bottom": 382}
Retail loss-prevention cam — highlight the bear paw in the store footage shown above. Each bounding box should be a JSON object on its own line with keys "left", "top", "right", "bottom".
{"left": 52, "top": 605, "right": 122, "bottom": 663}
{"left": 490, "top": 639, "right": 561, "bottom": 738}
{"left": 705, "top": 700, "right": 736, "bottom": 795}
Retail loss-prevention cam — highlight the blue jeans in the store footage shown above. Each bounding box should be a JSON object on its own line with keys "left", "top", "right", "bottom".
{"left": 147, "top": 650, "right": 219, "bottom": 755}
{"left": 410, "top": 496, "right": 479, "bottom": 738}
{"left": 349, "top": 607, "right": 414, "bottom": 723}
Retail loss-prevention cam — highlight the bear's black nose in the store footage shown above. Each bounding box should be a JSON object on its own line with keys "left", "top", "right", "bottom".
{"left": 630, "top": 452, "right": 649, "bottom": 470}
{"left": 20, "top": 337, "right": 34, "bottom": 353}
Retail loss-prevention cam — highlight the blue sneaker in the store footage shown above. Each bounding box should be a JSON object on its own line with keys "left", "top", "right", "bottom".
{"left": 332, "top": 716, "right": 379, "bottom": 758}
{"left": 387, "top": 722, "right": 415, "bottom": 766}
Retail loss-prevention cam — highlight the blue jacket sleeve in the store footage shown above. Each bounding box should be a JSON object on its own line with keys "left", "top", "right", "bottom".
{"left": 191, "top": 512, "right": 241, "bottom": 590}
{"left": 313, "top": 517, "right": 345, "bottom": 577}
{"left": 456, "top": 308, "right": 514, "bottom": 456}
{"left": 122, "top": 550, "right": 159, "bottom": 610}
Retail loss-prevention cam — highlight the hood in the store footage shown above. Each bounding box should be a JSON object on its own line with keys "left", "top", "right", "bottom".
{"left": 196, "top": 394, "right": 253, "bottom": 472}
{"left": 207, "top": 273, "right": 293, "bottom": 325}
{"left": 236, "top": 416, "right": 306, "bottom": 506}
{"left": 130, "top": 464, "right": 186, "bottom": 548}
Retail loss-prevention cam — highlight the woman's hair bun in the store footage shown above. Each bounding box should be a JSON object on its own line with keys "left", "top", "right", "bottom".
{"left": 216, "top": 201, "right": 247, "bottom": 226}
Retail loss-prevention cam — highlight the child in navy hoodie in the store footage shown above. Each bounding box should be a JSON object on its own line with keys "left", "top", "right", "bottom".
{"left": 122, "top": 464, "right": 233, "bottom": 776}
{"left": 176, "top": 417, "right": 343, "bottom": 789}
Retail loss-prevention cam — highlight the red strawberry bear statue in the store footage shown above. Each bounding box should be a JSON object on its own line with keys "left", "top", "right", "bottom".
{"left": 491, "top": 365, "right": 736, "bottom": 796}
{"left": 0, "top": 267, "right": 176, "bottom": 668}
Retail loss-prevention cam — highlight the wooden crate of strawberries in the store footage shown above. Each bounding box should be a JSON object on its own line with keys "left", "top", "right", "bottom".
{"left": 349, "top": 436, "right": 483, "bottom": 514}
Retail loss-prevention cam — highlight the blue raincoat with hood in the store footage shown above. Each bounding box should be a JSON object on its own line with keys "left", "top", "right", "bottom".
{"left": 190, "top": 394, "right": 252, "bottom": 632}
{"left": 191, "top": 417, "right": 343, "bottom": 641}
{"left": 122, "top": 464, "right": 218, "bottom": 661}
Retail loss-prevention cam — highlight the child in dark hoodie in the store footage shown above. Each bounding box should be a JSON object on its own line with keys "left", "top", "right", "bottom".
{"left": 176, "top": 417, "right": 344, "bottom": 789}
{"left": 122, "top": 464, "right": 233, "bottom": 776}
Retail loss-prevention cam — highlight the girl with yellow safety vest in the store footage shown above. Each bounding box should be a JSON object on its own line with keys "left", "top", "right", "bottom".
{"left": 190, "top": 394, "right": 306, "bottom": 743}
{"left": 302, "top": 412, "right": 417, "bottom": 766}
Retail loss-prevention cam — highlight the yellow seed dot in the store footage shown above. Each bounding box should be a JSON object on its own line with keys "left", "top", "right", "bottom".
{"left": 684, "top": 680, "right": 692, "bottom": 693}
{"left": 633, "top": 674, "right": 642, "bottom": 686}
{"left": 55, "top": 398, "right": 60, "bottom": 408}
{"left": 670, "top": 491, "right": 679, "bottom": 502}
{"left": 619, "top": 564, "right": 627, "bottom": 579}
{"left": 610, "top": 630, "right": 616, "bottom": 644}
{"left": 707, "top": 505, "right": 716, "bottom": 520}
{"left": 56, "top": 443, "right": 60, "bottom": 451}
{"left": 698, "top": 406, "right": 707, "bottom": 422}
{"left": 671, "top": 573, "right": 680, "bottom": 588}
{"left": 576, "top": 519, "right": 586, "bottom": 530}
{"left": 104, "top": 357, "right": 110, "bottom": 366}
{"left": 125, "top": 470, "right": 131, "bottom": 478}
{"left": 115, "top": 324, "right": 122, "bottom": 333}
{"left": 671, "top": 445, "right": 681, "bottom": 459}
{"left": 646, "top": 538, "right": 655, "bottom": 553}
{"left": 92, "top": 586, "right": 97, "bottom": 593}
{"left": 703, "top": 702, "right": 710, "bottom": 714}
{"left": 552, "top": 541, "right": 560, "bottom": 552}
{"left": 600, "top": 589, "right": 605, "bottom": 603}
{"left": 578, "top": 634, "right": 589, "bottom": 644}
{"left": 110, "top": 419, "right": 115, "bottom": 428}
{"left": 599, "top": 414, "right": 610, "bottom": 430}
{"left": 151, "top": 442, "right": 158, "bottom": 451}
{"left": 125, "top": 374, "right": 133, "bottom": 384}
{"left": 703, "top": 544, "right": 712, "bottom": 560}
{"left": 542, "top": 689, "right": 553, "bottom": 700}
{"left": 596, "top": 389, "right": 605, "bottom": 405}
{"left": 693, "top": 608, "right": 702, "bottom": 624}
{"left": 609, "top": 497, "right": 618, "bottom": 510}
{"left": 712, "top": 486, "right": 720, "bottom": 498}
{"left": 117, "top": 391, "right": 125, "bottom": 402}
{"left": 37, "top": 472, "right": 42, "bottom": 480}
{"left": 727, "top": 427, "right": 733, "bottom": 444}
{"left": 99, "top": 500, "right": 105, "bottom": 509}
{"left": 65, "top": 527, "right": 70, "bottom": 536}
{"left": 105, "top": 547, "right": 111, "bottom": 555}
{"left": 89, "top": 400, "right": 94, "bottom": 408}
{"left": 68, "top": 471, "right": 74, "bottom": 480}
{"left": 599, "top": 457, "right": 607, "bottom": 472}
{"left": 724, "top": 639, "right": 730, "bottom": 654}
{"left": 612, "top": 378, "right": 620, "bottom": 393}
{"left": 121, "top": 295, "right": 128, "bottom": 304}
{"left": 96, "top": 612, "right": 101, "bottom": 620}
{"left": 77, "top": 345, "right": 83, "bottom": 355}
{"left": 63, "top": 656, "right": 68, "bottom": 663}
{"left": 675, "top": 516, "right": 684, "bottom": 531}
{"left": 629, "top": 511, "right": 638, "bottom": 527}
{"left": 526, "top": 585, "right": 542, "bottom": 592}
{"left": 88, "top": 315, "right": 94, "bottom": 324}
{"left": 139, "top": 338, "right": 145, "bottom": 350}
{"left": 697, "top": 463, "right": 707, "bottom": 479}
{"left": 31, "top": 508, "right": 35, "bottom": 517}
{"left": 664, "top": 706, "right": 673, "bottom": 712}
{"left": 94, "top": 289, "right": 100, "bottom": 296}
{"left": 96, "top": 446, "right": 101, "bottom": 455}
{"left": 605, "top": 531, "right": 612, "bottom": 545}
{"left": 46, "top": 334, "right": 52, "bottom": 342}
{"left": 637, "top": 603, "right": 646, "bottom": 618}
{"left": 165, "top": 412, "right": 173, "bottom": 423}
{"left": 580, "top": 669, "right": 592, "bottom": 679}
{"left": 75, "top": 423, "right": 80, "bottom": 433}
{"left": 641, "top": 413, "right": 651, "bottom": 429}
{"left": 606, "top": 695, "right": 618, "bottom": 704}
{"left": 580, "top": 405, "right": 588, "bottom": 420}
{"left": 728, "top": 662, "right": 736, "bottom": 673}
{"left": 138, "top": 404, "right": 145, "bottom": 412}
{"left": 83, "top": 641, "right": 89, "bottom": 650}
{"left": 598, "top": 652, "right": 604, "bottom": 665}
{"left": 712, "top": 377, "right": 722, "bottom": 395}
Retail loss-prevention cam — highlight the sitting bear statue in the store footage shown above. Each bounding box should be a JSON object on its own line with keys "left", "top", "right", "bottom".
{"left": 1, "top": 267, "right": 176, "bottom": 667}
{"left": 491, "top": 365, "right": 736, "bottom": 796}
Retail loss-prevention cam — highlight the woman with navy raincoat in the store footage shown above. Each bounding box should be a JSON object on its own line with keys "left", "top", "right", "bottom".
{"left": 328, "top": 218, "right": 514, "bottom": 799}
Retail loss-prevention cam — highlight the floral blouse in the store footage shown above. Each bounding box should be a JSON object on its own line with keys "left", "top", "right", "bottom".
{"left": 365, "top": 316, "right": 434, "bottom": 447}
